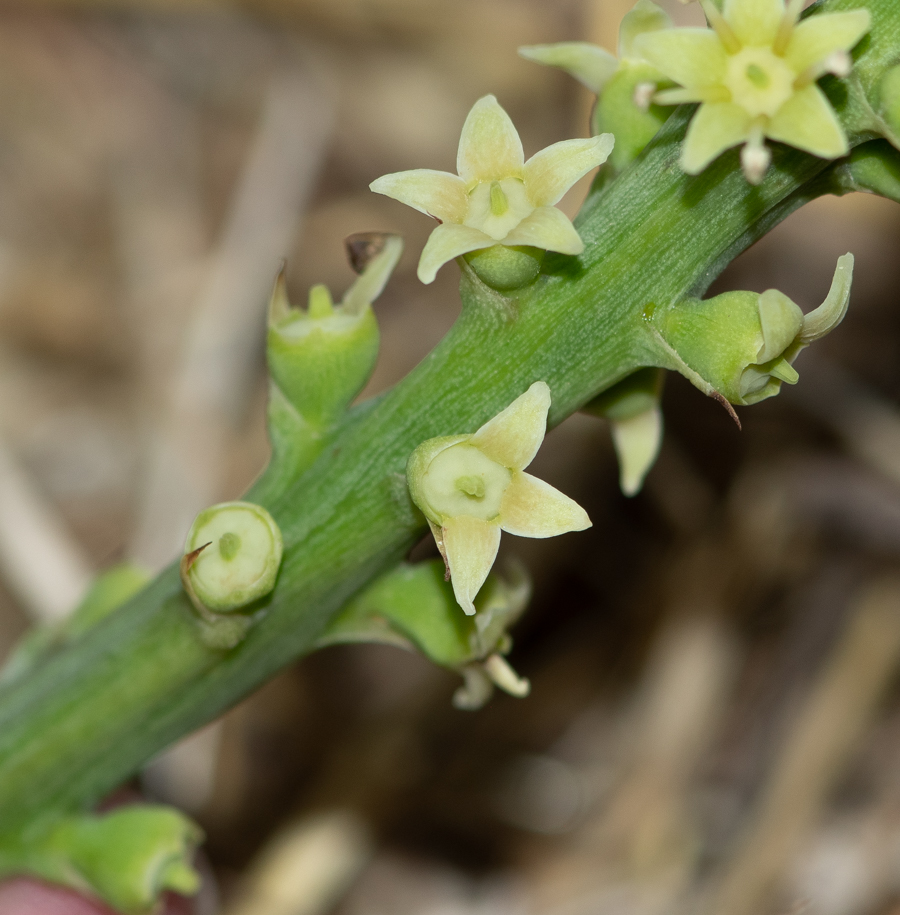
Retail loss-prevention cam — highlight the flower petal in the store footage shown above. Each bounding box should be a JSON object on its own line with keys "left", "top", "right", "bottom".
{"left": 484, "top": 654, "right": 530, "bottom": 697}
{"left": 523, "top": 135, "right": 615, "bottom": 207}
{"left": 723, "top": 0, "right": 783, "bottom": 47}
{"left": 610, "top": 406, "right": 663, "bottom": 497}
{"left": 619, "top": 0, "right": 673, "bottom": 60}
{"left": 342, "top": 234, "right": 403, "bottom": 314}
{"left": 457, "top": 95, "right": 525, "bottom": 186}
{"left": 442, "top": 516, "right": 501, "bottom": 616}
{"left": 634, "top": 30, "right": 728, "bottom": 88}
{"left": 418, "top": 224, "right": 495, "bottom": 284}
{"left": 518, "top": 43, "right": 619, "bottom": 94}
{"left": 369, "top": 169, "right": 468, "bottom": 223}
{"left": 786, "top": 10, "right": 871, "bottom": 75}
{"left": 502, "top": 206, "right": 584, "bottom": 255}
{"left": 757, "top": 288, "right": 804, "bottom": 361}
{"left": 499, "top": 471, "right": 591, "bottom": 538}
{"left": 681, "top": 102, "right": 752, "bottom": 174}
{"left": 798, "top": 252, "right": 853, "bottom": 344}
{"left": 767, "top": 84, "right": 848, "bottom": 158}
{"left": 470, "top": 381, "right": 551, "bottom": 471}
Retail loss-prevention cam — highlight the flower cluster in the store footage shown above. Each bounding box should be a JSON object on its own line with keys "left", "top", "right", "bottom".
{"left": 636, "top": 0, "right": 870, "bottom": 182}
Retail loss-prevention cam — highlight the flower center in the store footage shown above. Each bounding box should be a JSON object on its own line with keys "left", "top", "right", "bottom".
{"left": 489, "top": 181, "right": 509, "bottom": 216}
{"left": 218, "top": 532, "right": 241, "bottom": 561}
{"left": 187, "top": 503, "right": 281, "bottom": 609}
{"left": 724, "top": 47, "right": 795, "bottom": 119}
{"left": 421, "top": 443, "right": 511, "bottom": 521}
{"left": 464, "top": 177, "right": 533, "bottom": 241}
{"left": 456, "top": 474, "right": 486, "bottom": 499}
{"left": 745, "top": 63, "right": 769, "bottom": 89}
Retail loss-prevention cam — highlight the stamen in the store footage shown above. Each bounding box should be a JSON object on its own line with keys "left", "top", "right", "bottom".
{"left": 794, "top": 50, "right": 851, "bottom": 89}
{"left": 700, "top": 0, "right": 741, "bottom": 54}
{"left": 633, "top": 81, "right": 656, "bottom": 111}
{"left": 740, "top": 125, "right": 771, "bottom": 185}
{"left": 484, "top": 654, "right": 531, "bottom": 697}
{"left": 654, "top": 86, "right": 731, "bottom": 105}
{"left": 774, "top": 0, "right": 805, "bottom": 55}
{"left": 489, "top": 181, "right": 509, "bottom": 216}
{"left": 826, "top": 50, "right": 852, "bottom": 78}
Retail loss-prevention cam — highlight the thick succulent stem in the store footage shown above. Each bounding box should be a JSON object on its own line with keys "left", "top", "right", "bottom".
{"left": 0, "top": 0, "right": 897, "bottom": 833}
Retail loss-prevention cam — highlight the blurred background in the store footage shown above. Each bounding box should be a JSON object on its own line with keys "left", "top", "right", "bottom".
{"left": 1, "top": 0, "right": 900, "bottom": 913}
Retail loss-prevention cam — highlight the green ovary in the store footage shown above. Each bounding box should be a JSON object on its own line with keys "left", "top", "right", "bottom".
{"left": 724, "top": 47, "right": 795, "bottom": 119}
{"left": 420, "top": 443, "right": 511, "bottom": 521}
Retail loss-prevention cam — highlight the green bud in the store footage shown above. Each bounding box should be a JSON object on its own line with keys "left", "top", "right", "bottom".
{"left": 267, "top": 235, "right": 402, "bottom": 428}
{"left": 45, "top": 806, "right": 202, "bottom": 914}
{"left": 584, "top": 368, "right": 664, "bottom": 496}
{"left": 181, "top": 501, "right": 283, "bottom": 615}
{"left": 652, "top": 255, "right": 853, "bottom": 406}
{"left": 463, "top": 245, "right": 544, "bottom": 292}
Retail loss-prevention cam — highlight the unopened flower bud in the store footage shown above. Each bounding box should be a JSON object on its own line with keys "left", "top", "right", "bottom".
{"left": 652, "top": 255, "right": 853, "bottom": 406}
{"left": 741, "top": 139, "right": 772, "bottom": 186}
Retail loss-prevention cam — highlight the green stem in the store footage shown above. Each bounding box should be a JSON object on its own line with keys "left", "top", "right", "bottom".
{"left": 0, "top": 0, "right": 897, "bottom": 831}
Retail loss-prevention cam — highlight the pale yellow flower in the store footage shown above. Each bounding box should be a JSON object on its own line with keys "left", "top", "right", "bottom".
{"left": 371, "top": 96, "right": 613, "bottom": 284}
{"left": 408, "top": 382, "right": 591, "bottom": 615}
{"left": 636, "top": 0, "right": 870, "bottom": 182}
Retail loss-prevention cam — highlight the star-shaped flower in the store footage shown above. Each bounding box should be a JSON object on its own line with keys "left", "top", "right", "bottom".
{"left": 370, "top": 96, "right": 613, "bottom": 284}
{"left": 407, "top": 382, "right": 591, "bottom": 615}
{"left": 635, "top": 0, "right": 870, "bottom": 182}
